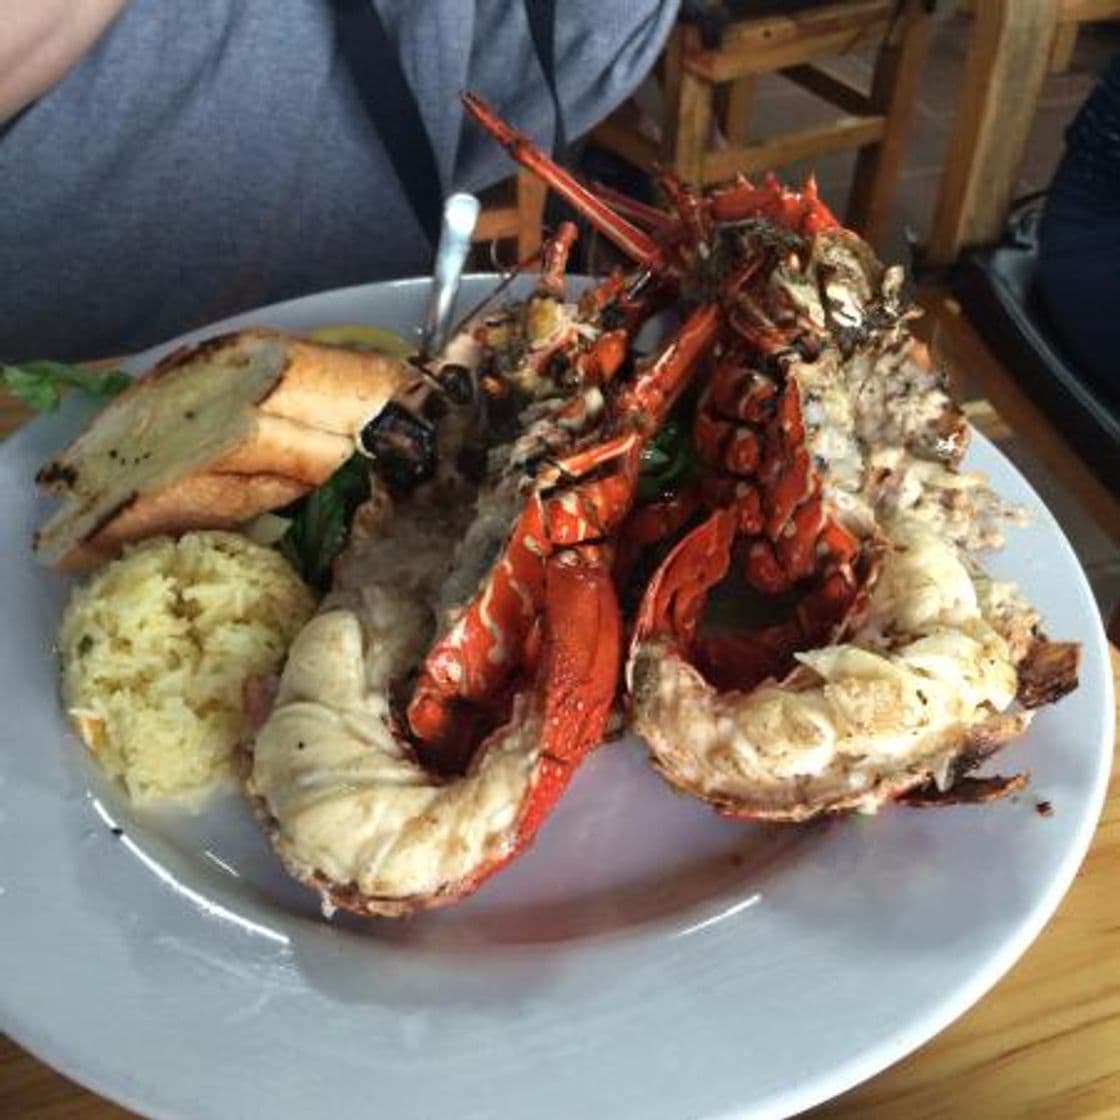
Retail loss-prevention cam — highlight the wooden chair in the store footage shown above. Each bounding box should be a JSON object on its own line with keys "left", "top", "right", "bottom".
{"left": 591, "top": 0, "right": 933, "bottom": 251}
{"left": 927, "top": 0, "right": 1120, "bottom": 266}
{"left": 930, "top": 1, "right": 1120, "bottom": 541}
{"left": 1050, "top": 0, "right": 1120, "bottom": 71}
{"left": 473, "top": 170, "right": 548, "bottom": 260}
{"left": 956, "top": 0, "right": 1120, "bottom": 72}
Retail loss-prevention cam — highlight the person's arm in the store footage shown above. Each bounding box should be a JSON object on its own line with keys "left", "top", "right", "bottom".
{"left": 0, "top": 0, "right": 127, "bottom": 123}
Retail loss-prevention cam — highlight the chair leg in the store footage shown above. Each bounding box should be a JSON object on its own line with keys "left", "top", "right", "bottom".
{"left": 659, "top": 25, "right": 688, "bottom": 164}
{"left": 926, "top": 0, "right": 1058, "bottom": 265}
{"left": 1050, "top": 21, "right": 1077, "bottom": 73}
{"left": 516, "top": 170, "right": 547, "bottom": 261}
{"left": 673, "top": 69, "right": 713, "bottom": 185}
{"left": 716, "top": 77, "right": 755, "bottom": 144}
{"left": 846, "top": 0, "right": 933, "bottom": 250}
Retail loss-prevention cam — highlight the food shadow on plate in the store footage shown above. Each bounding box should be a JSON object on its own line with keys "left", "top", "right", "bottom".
{"left": 308, "top": 740, "right": 819, "bottom": 951}
{"left": 58, "top": 735, "right": 839, "bottom": 1010}
{"left": 56, "top": 704, "right": 1086, "bottom": 1016}
{"left": 755, "top": 765, "right": 1078, "bottom": 962}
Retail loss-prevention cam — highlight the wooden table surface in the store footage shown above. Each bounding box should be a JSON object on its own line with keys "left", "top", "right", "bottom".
{"left": 3, "top": 298, "right": 1119, "bottom": 1119}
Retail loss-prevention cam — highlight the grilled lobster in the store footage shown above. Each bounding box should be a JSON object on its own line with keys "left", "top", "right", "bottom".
{"left": 247, "top": 227, "right": 718, "bottom": 914}
{"left": 463, "top": 92, "right": 1080, "bottom": 821}
{"left": 247, "top": 95, "right": 1080, "bottom": 918}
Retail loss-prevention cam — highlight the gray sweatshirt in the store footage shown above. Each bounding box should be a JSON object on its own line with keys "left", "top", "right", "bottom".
{"left": 0, "top": 0, "right": 677, "bottom": 360}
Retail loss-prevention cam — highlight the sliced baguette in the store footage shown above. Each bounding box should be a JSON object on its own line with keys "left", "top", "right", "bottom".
{"left": 35, "top": 329, "right": 415, "bottom": 568}
{"left": 55, "top": 472, "right": 311, "bottom": 572}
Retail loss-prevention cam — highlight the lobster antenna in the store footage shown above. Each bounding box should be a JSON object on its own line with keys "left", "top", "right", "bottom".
{"left": 444, "top": 245, "right": 544, "bottom": 345}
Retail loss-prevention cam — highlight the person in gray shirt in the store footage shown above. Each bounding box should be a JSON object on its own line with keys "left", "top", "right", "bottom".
{"left": 0, "top": 0, "right": 678, "bottom": 360}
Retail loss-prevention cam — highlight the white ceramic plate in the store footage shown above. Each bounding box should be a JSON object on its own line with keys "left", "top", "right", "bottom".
{"left": 1, "top": 277, "right": 1113, "bottom": 1120}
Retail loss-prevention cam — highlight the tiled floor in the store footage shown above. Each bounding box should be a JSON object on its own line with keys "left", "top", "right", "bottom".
{"left": 590, "top": 12, "right": 1120, "bottom": 632}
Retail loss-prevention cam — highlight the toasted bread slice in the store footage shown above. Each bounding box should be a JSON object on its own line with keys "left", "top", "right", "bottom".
{"left": 55, "top": 473, "right": 311, "bottom": 572}
{"left": 35, "top": 329, "right": 414, "bottom": 568}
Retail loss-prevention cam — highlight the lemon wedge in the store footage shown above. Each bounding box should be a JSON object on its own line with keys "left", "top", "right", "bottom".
{"left": 307, "top": 324, "right": 416, "bottom": 359}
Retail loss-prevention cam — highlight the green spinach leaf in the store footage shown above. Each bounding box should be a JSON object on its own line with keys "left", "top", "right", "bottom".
{"left": 279, "top": 454, "right": 372, "bottom": 591}
{"left": 638, "top": 418, "right": 697, "bottom": 502}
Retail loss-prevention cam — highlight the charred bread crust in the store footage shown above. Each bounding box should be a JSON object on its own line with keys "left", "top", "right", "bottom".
{"left": 57, "top": 472, "right": 309, "bottom": 572}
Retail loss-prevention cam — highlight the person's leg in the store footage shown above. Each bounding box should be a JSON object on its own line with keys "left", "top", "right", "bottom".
{"left": 1037, "top": 53, "right": 1120, "bottom": 401}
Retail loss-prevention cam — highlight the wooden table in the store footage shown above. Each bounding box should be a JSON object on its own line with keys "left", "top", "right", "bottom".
{"left": 3, "top": 298, "right": 1119, "bottom": 1118}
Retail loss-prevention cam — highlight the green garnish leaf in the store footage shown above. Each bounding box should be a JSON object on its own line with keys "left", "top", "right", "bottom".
{"left": 638, "top": 418, "right": 698, "bottom": 502}
{"left": 278, "top": 454, "right": 371, "bottom": 592}
{"left": 1, "top": 360, "right": 130, "bottom": 413}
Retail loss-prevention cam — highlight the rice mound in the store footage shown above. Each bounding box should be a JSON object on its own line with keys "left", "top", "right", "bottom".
{"left": 58, "top": 531, "right": 315, "bottom": 804}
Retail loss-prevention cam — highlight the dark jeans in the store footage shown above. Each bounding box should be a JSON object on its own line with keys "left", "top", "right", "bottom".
{"left": 1038, "top": 53, "right": 1120, "bottom": 403}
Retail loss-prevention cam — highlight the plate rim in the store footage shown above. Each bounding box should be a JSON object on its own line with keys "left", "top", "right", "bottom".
{"left": 1, "top": 275, "right": 1113, "bottom": 1120}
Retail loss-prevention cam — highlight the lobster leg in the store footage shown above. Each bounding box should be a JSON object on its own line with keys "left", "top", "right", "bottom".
{"left": 657, "top": 170, "right": 712, "bottom": 254}
{"left": 613, "top": 303, "right": 721, "bottom": 429}
{"left": 588, "top": 180, "right": 676, "bottom": 234}
{"left": 575, "top": 329, "right": 629, "bottom": 385}
{"left": 507, "top": 553, "right": 621, "bottom": 846}
{"left": 537, "top": 221, "right": 580, "bottom": 298}
{"left": 708, "top": 172, "right": 840, "bottom": 234}
{"left": 462, "top": 91, "right": 666, "bottom": 271}
{"left": 633, "top": 509, "right": 737, "bottom": 651}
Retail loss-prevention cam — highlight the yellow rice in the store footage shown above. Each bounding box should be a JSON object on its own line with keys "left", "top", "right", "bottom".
{"left": 58, "top": 531, "right": 314, "bottom": 805}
